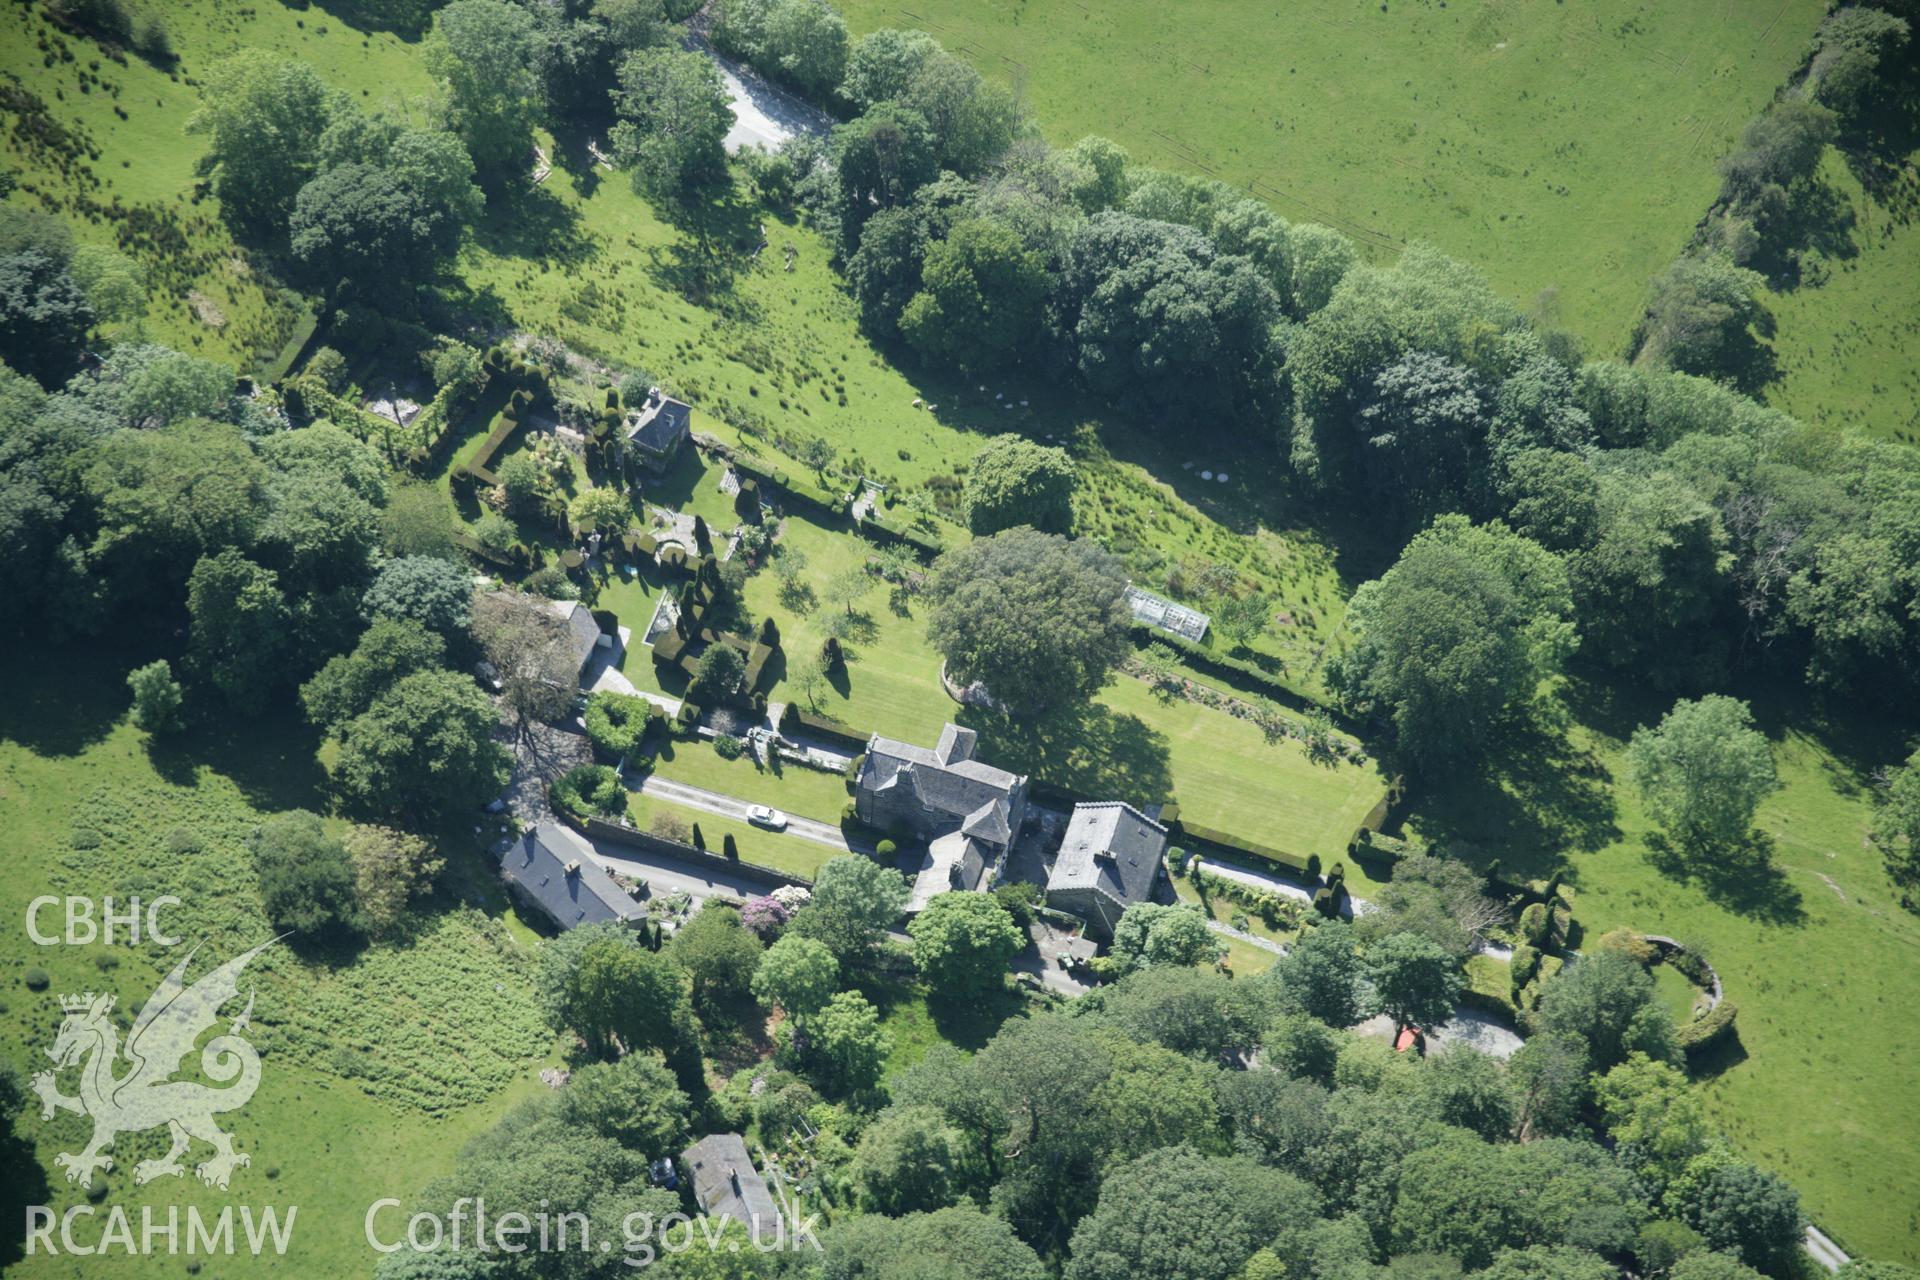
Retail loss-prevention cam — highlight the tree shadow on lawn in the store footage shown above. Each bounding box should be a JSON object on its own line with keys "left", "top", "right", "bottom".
{"left": 644, "top": 185, "right": 766, "bottom": 315}
{"left": 858, "top": 975, "right": 1025, "bottom": 1054}
{"left": 0, "top": 641, "right": 127, "bottom": 757}
{"left": 1646, "top": 829, "right": 1806, "bottom": 928}
{"left": 473, "top": 184, "right": 592, "bottom": 268}
{"left": 699, "top": 991, "right": 776, "bottom": 1078}
{"left": 1735, "top": 674, "right": 1912, "bottom": 804}
{"left": 963, "top": 700, "right": 1175, "bottom": 808}
{"left": 1752, "top": 178, "right": 1861, "bottom": 291}
{"left": 147, "top": 699, "right": 330, "bottom": 814}
{"left": 0, "top": 1122, "right": 50, "bottom": 1270}
{"left": 1399, "top": 714, "right": 1619, "bottom": 881}
{"left": 303, "top": 0, "right": 435, "bottom": 39}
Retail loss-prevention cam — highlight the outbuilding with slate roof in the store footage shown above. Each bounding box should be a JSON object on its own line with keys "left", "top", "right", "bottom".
{"left": 680, "top": 1133, "right": 782, "bottom": 1239}
{"left": 624, "top": 387, "right": 692, "bottom": 471}
{"left": 497, "top": 820, "right": 646, "bottom": 931}
{"left": 1045, "top": 801, "right": 1169, "bottom": 938}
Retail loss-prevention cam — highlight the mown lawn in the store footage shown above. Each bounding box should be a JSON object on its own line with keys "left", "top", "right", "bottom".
{"left": 729, "top": 509, "right": 1389, "bottom": 865}
{"left": 647, "top": 737, "right": 854, "bottom": 825}
{"left": 0, "top": 648, "right": 556, "bottom": 1278}
{"left": 836, "top": 0, "right": 1825, "bottom": 355}
{"left": 624, "top": 793, "right": 840, "bottom": 883}
{"left": 1405, "top": 681, "right": 1920, "bottom": 1262}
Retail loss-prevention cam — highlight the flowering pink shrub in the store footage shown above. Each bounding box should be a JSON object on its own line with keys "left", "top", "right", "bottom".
{"left": 742, "top": 894, "right": 790, "bottom": 939}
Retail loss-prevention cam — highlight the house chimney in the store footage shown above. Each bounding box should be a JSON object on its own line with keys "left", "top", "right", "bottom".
{"left": 564, "top": 859, "right": 581, "bottom": 876}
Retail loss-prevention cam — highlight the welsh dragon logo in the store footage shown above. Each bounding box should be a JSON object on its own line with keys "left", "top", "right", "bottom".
{"left": 32, "top": 938, "right": 277, "bottom": 1190}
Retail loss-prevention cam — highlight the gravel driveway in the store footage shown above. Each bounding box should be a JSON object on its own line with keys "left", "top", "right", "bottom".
{"left": 686, "top": 34, "right": 833, "bottom": 154}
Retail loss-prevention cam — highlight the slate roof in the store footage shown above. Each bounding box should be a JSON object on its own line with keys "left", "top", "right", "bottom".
{"left": 863, "top": 726, "right": 1024, "bottom": 826}
{"left": 625, "top": 388, "right": 692, "bottom": 455}
{"left": 681, "top": 1134, "right": 782, "bottom": 1237}
{"left": 497, "top": 821, "right": 645, "bottom": 930}
{"left": 1047, "top": 802, "right": 1167, "bottom": 915}
{"left": 907, "top": 830, "right": 993, "bottom": 913}
{"left": 545, "top": 598, "right": 603, "bottom": 680}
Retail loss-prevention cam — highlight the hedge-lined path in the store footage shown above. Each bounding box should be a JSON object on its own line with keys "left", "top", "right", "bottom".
{"left": 1206, "top": 919, "right": 1287, "bottom": 956}
{"left": 631, "top": 773, "right": 868, "bottom": 854}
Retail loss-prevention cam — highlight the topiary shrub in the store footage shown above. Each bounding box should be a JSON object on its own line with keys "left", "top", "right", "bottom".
{"left": 692, "top": 823, "right": 706, "bottom": 850}
{"left": 722, "top": 833, "right": 739, "bottom": 859}
{"left": 1676, "top": 999, "right": 1738, "bottom": 1059}
{"left": 551, "top": 764, "right": 627, "bottom": 819}
{"left": 25, "top": 967, "right": 50, "bottom": 991}
{"left": 584, "top": 691, "right": 653, "bottom": 763}
{"left": 1519, "top": 901, "right": 1550, "bottom": 948}
{"left": 1167, "top": 845, "right": 1191, "bottom": 875}
{"left": 1509, "top": 942, "right": 1541, "bottom": 996}
{"left": 875, "top": 839, "right": 897, "bottom": 859}
{"left": 713, "top": 734, "right": 744, "bottom": 760}
{"left": 1596, "top": 927, "right": 1657, "bottom": 966}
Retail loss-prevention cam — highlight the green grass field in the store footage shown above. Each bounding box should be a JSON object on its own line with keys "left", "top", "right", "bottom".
{"left": 1405, "top": 683, "right": 1920, "bottom": 1262}
{"left": 836, "top": 0, "right": 1825, "bottom": 355}
{"left": 8, "top": 0, "right": 1919, "bottom": 1264}
{"left": 0, "top": 1, "right": 431, "bottom": 371}
{"left": 0, "top": 648, "right": 557, "bottom": 1277}
{"left": 648, "top": 738, "right": 854, "bottom": 825}
{"left": 1761, "top": 148, "right": 1920, "bottom": 445}
{"left": 627, "top": 792, "right": 840, "bottom": 882}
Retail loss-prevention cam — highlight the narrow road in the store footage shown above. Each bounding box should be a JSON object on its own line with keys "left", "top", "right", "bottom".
{"left": 632, "top": 773, "right": 863, "bottom": 853}
{"left": 1803, "top": 1226, "right": 1849, "bottom": 1273}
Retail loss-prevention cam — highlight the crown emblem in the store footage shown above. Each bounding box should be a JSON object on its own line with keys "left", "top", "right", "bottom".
{"left": 60, "top": 992, "right": 111, "bottom": 1013}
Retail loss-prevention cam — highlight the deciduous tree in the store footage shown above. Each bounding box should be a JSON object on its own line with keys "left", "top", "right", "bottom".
{"left": 926, "top": 527, "right": 1130, "bottom": 712}
{"left": 126, "top": 659, "right": 184, "bottom": 734}
{"left": 188, "top": 51, "right": 335, "bottom": 230}
{"left": 900, "top": 219, "right": 1049, "bottom": 370}
{"left": 668, "top": 904, "right": 764, "bottom": 1008}
{"left": 849, "top": 1105, "right": 965, "bottom": 1214}
{"left": 751, "top": 933, "right": 839, "bottom": 1018}
{"left": 807, "top": 989, "right": 891, "bottom": 1092}
{"left": 1327, "top": 515, "right": 1575, "bottom": 772}
{"left": 610, "top": 47, "right": 732, "bottom": 197}
{"left": 250, "top": 810, "right": 365, "bottom": 938}
{"left": 187, "top": 548, "right": 291, "bottom": 713}
{"left": 343, "top": 823, "right": 444, "bottom": 939}
{"left": 425, "top": 0, "right": 544, "bottom": 185}
{"left": 908, "top": 890, "right": 1024, "bottom": 996}
{"left": 335, "top": 670, "right": 510, "bottom": 818}
{"left": 1366, "top": 931, "right": 1464, "bottom": 1036}
{"left": 962, "top": 436, "right": 1076, "bottom": 536}
{"left": 1627, "top": 695, "right": 1778, "bottom": 849}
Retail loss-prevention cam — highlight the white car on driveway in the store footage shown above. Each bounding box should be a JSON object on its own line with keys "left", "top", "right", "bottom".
{"left": 746, "top": 805, "right": 788, "bottom": 830}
